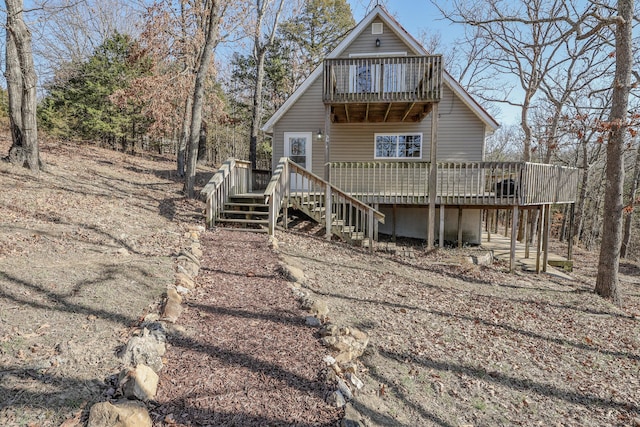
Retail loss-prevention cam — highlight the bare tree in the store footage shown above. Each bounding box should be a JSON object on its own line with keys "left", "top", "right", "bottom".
{"left": 5, "top": 0, "right": 40, "bottom": 171}
{"left": 183, "top": 0, "right": 229, "bottom": 197}
{"left": 248, "top": 0, "right": 286, "bottom": 169}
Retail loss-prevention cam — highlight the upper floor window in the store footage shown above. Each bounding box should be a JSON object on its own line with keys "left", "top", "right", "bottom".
{"left": 374, "top": 133, "right": 422, "bottom": 159}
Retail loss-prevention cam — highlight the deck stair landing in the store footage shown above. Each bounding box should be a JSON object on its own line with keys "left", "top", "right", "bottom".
{"left": 215, "top": 193, "right": 269, "bottom": 231}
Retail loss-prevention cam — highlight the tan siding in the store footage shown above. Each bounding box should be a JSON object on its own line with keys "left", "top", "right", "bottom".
{"left": 342, "top": 18, "right": 419, "bottom": 57}
{"left": 328, "top": 85, "right": 485, "bottom": 163}
{"left": 436, "top": 85, "right": 485, "bottom": 161}
{"left": 273, "top": 79, "right": 326, "bottom": 176}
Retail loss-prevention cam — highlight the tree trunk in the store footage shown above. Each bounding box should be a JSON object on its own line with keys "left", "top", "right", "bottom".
{"left": 595, "top": 0, "right": 633, "bottom": 305}
{"left": 177, "top": 96, "right": 192, "bottom": 177}
{"left": 184, "top": 1, "right": 222, "bottom": 198}
{"left": 621, "top": 143, "right": 640, "bottom": 258}
{"left": 5, "top": 0, "right": 40, "bottom": 171}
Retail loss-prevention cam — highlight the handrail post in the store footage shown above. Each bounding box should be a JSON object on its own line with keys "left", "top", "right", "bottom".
{"left": 368, "top": 208, "right": 374, "bottom": 252}
{"left": 325, "top": 186, "right": 332, "bottom": 240}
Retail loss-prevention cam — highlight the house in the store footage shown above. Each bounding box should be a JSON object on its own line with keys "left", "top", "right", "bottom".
{"left": 202, "top": 5, "right": 579, "bottom": 272}
{"left": 262, "top": 5, "right": 501, "bottom": 244}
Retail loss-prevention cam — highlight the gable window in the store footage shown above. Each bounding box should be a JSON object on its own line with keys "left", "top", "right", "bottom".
{"left": 374, "top": 133, "right": 422, "bottom": 159}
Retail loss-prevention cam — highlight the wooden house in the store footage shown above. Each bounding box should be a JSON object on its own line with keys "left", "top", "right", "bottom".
{"left": 201, "top": 5, "right": 578, "bottom": 271}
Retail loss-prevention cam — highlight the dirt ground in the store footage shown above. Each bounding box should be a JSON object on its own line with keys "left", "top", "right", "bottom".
{"left": 1, "top": 137, "right": 639, "bottom": 427}
{"left": 0, "top": 137, "right": 205, "bottom": 426}
{"left": 275, "top": 226, "right": 640, "bottom": 426}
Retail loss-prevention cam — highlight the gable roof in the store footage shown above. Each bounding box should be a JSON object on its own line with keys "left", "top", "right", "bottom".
{"left": 262, "top": 5, "right": 499, "bottom": 133}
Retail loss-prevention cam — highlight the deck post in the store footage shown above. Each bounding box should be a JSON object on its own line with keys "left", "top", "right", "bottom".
{"left": 324, "top": 105, "right": 331, "bottom": 181}
{"left": 457, "top": 206, "right": 463, "bottom": 248}
{"left": 325, "top": 186, "right": 332, "bottom": 240}
{"left": 536, "top": 205, "right": 543, "bottom": 273}
{"left": 523, "top": 210, "right": 530, "bottom": 258}
{"left": 427, "top": 103, "right": 439, "bottom": 249}
{"left": 487, "top": 209, "right": 492, "bottom": 242}
{"left": 373, "top": 203, "right": 379, "bottom": 241}
{"left": 567, "top": 203, "right": 575, "bottom": 261}
{"left": 368, "top": 208, "right": 375, "bottom": 252}
{"left": 392, "top": 204, "right": 397, "bottom": 242}
{"left": 439, "top": 204, "right": 445, "bottom": 247}
{"left": 543, "top": 204, "right": 551, "bottom": 272}
{"left": 509, "top": 205, "right": 519, "bottom": 273}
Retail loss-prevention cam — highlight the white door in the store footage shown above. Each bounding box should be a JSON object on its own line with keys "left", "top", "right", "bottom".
{"left": 284, "top": 132, "right": 313, "bottom": 190}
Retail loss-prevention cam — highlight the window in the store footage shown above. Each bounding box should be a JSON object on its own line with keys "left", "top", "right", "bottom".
{"left": 374, "top": 133, "right": 422, "bottom": 159}
{"left": 349, "top": 64, "right": 380, "bottom": 93}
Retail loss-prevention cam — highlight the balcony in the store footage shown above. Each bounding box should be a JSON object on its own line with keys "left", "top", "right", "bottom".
{"left": 323, "top": 55, "right": 443, "bottom": 123}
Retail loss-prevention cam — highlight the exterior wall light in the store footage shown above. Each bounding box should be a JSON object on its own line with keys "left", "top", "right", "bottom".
{"left": 316, "top": 129, "right": 323, "bottom": 140}
{"left": 375, "top": 38, "right": 381, "bottom": 47}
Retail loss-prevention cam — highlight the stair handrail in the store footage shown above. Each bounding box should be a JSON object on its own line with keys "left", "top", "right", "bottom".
{"left": 264, "top": 157, "right": 290, "bottom": 235}
{"left": 200, "top": 158, "right": 251, "bottom": 228}
{"left": 287, "top": 160, "right": 385, "bottom": 250}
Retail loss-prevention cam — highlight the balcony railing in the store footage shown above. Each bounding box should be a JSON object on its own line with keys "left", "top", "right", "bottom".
{"left": 323, "top": 55, "right": 443, "bottom": 104}
{"left": 329, "top": 161, "right": 579, "bottom": 206}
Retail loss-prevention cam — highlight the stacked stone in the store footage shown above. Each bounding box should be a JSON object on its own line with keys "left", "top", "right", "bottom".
{"left": 87, "top": 225, "right": 205, "bottom": 427}
{"left": 274, "top": 236, "right": 366, "bottom": 427}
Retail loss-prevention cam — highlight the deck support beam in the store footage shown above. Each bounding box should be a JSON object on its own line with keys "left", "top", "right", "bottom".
{"left": 392, "top": 204, "right": 397, "bottom": 242}
{"left": 523, "top": 210, "right": 529, "bottom": 258}
{"left": 536, "top": 205, "right": 544, "bottom": 273}
{"left": 427, "top": 103, "right": 439, "bottom": 249}
{"left": 457, "top": 207, "right": 463, "bottom": 248}
{"left": 509, "top": 206, "right": 519, "bottom": 273}
{"left": 324, "top": 105, "right": 331, "bottom": 181}
{"left": 439, "top": 204, "right": 445, "bottom": 247}
{"left": 568, "top": 203, "right": 575, "bottom": 261}
{"left": 543, "top": 203, "right": 551, "bottom": 272}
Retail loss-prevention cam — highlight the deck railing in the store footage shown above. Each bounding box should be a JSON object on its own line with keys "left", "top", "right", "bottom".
{"left": 323, "top": 55, "right": 443, "bottom": 103}
{"left": 329, "top": 161, "right": 579, "bottom": 205}
{"left": 200, "top": 158, "right": 251, "bottom": 227}
{"left": 288, "top": 160, "right": 385, "bottom": 248}
{"left": 264, "top": 158, "right": 289, "bottom": 235}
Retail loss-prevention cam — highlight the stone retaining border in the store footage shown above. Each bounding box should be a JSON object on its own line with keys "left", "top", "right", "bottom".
{"left": 87, "top": 224, "right": 205, "bottom": 427}
{"left": 273, "top": 236, "right": 367, "bottom": 427}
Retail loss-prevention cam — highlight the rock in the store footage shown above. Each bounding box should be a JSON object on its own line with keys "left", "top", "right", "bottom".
{"left": 305, "top": 316, "right": 322, "bottom": 327}
{"left": 177, "top": 259, "right": 199, "bottom": 278}
{"left": 120, "top": 364, "right": 159, "bottom": 401}
{"left": 310, "top": 299, "right": 329, "bottom": 318}
{"left": 116, "top": 248, "right": 130, "bottom": 256}
{"left": 320, "top": 324, "right": 339, "bottom": 337}
{"left": 178, "top": 249, "right": 200, "bottom": 266}
{"left": 335, "top": 351, "right": 356, "bottom": 364}
{"left": 162, "top": 298, "right": 183, "bottom": 323}
{"left": 268, "top": 236, "right": 279, "bottom": 250}
{"left": 87, "top": 400, "right": 151, "bottom": 427}
{"left": 176, "top": 264, "right": 194, "bottom": 280}
{"left": 348, "top": 373, "right": 364, "bottom": 390}
{"left": 120, "top": 327, "right": 166, "bottom": 372}
{"left": 190, "top": 245, "right": 203, "bottom": 258}
{"left": 188, "top": 225, "right": 206, "bottom": 233}
{"left": 327, "top": 390, "right": 346, "bottom": 408}
{"left": 166, "top": 287, "right": 182, "bottom": 304}
{"left": 322, "top": 335, "right": 366, "bottom": 357}
{"left": 175, "top": 272, "right": 196, "bottom": 290}
{"left": 336, "top": 378, "right": 353, "bottom": 400}
{"left": 281, "top": 263, "right": 305, "bottom": 283}
{"left": 323, "top": 355, "right": 336, "bottom": 366}
{"left": 142, "top": 313, "right": 160, "bottom": 323}
{"left": 175, "top": 285, "right": 190, "bottom": 295}
{"left": 341, "top": 403, "right": 363, "bottom": 427}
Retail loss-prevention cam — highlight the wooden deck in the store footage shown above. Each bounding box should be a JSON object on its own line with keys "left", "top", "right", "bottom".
{"left": 481, "top": 232, "right": 573, "bottom": 279}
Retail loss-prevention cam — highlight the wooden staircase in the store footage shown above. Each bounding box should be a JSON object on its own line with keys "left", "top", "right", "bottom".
{"left": 201, "top": 157, "right": 385, "bottom": 250}
{"left": 290, "top": 195, "right": 368, "bottom": 246}
{"left": 215, "top": 194, "right": 270, "bottom": 231}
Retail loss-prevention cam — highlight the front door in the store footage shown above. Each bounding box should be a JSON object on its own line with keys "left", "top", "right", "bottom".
{"left": 284, "top": 132, "right": 312, "bottom": 190}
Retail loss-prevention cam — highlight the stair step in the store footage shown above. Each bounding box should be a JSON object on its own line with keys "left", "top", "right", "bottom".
{"left": 221, "top": 209, "right": 270, "bottom": 216}
{"left": 215, "top": 218, "right": 269, "bottom": 225}
{"left": 224, "top": 202, "right": 269, "bottom": 209}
